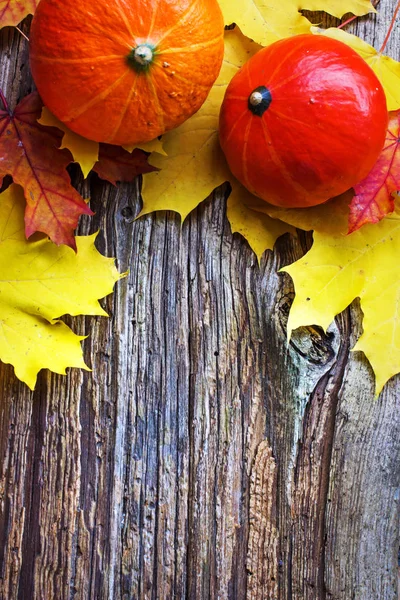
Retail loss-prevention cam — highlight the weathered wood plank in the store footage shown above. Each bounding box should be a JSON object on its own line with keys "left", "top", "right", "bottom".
{"left": 0, "top": 2, "right": 399, "bottom": 599}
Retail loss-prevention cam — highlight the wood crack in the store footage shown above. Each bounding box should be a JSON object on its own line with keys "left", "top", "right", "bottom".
{"left": 290, "top": 309, "right": 352, "bottom": 600}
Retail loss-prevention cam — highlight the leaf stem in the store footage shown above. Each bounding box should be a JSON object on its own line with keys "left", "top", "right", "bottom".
{"left": 0, "top": 89, "right": 9, "bottom": 112}
{"left": 380, "top": 0, "right": 400, "bottom": 53}
{"left": 15, "top": 26, "right": 29, "bottom": 42}
{"left": 337, "top": 15, "right": 358, "bottom": 29}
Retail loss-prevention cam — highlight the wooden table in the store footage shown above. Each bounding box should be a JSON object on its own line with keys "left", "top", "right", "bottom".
{"left": 0, "top": 3, "right": 399, "bottom": 598}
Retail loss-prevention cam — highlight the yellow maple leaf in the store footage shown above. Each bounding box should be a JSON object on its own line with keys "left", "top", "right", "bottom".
{"left": 283, "top": 209, "right": 400, "bottom": 395}
{"left": 301, "top": 0, "right": 374, "bottom": 19}
{"left": 0, "top": 184, "right": 124, "bottom": 389}
{"left": 140, "top": 28, "right": 261, "bottom": 222}
{"left": 313, "top": 27, "right": 400, "bottom": 111}
{"left": 249, "top": 191, "right": 353, "bottom": 236}
{"left": 227, "top": 180, "right": 296, "bottom": 260}
{"left": 0, "top": 0, "right": 38, "bottom": 27}
{"left": 39, "top": 107, "right": 99, "bottom": 178}
{"left": 217, "top": 0, "right": 373, "bottom": 46}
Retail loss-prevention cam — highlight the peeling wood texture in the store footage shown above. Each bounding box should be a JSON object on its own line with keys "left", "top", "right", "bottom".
{"left": 1, "top": 4, "right": 400, "bottom": 599}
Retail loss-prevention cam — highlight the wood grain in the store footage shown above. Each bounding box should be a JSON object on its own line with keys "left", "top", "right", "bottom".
{"left": 0, "top": 3, "right": 400, "bottom": 599}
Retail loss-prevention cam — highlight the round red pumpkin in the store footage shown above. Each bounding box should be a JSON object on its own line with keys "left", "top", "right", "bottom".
{"left": 30, "top": 0, "right": 224, "bottom": 145}
{"left": 219, "top": 34, "right": 388, "bottom": 208}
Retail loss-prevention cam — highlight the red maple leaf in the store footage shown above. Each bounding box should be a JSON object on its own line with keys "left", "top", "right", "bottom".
{"left": 93, "top": 144, "right": 157, "bottom": 185}
{"left": 0, "top": 91, "right": 93, "bottom": 249}
{"left": 348, "top": 111, "right": 400, "bottom": 234}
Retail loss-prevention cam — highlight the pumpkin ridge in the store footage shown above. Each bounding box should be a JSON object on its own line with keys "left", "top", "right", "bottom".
{"left": 242, "top": 117, "right": 254, "bottom": 192}
{"left": 105, "top": 76, "right": 139, "bottom": 143}
{"left": 260, "top": 118, "right": 310, "bottom": 197}
{"left": 244, "top": 60, "right": 252, "bottom": 90}
{"left": 267, "top": 73, "right": 305, "bottom": 95}
{"left": 113, "top": 0, "right": 136, "bottom": 40}
{"left": 147, "top": 0, "right": 162, "bottom": 39}
{"left": 269, "top": 56, "right": 338, "bottom": 95}
{"left": 29, "top": 54, "right": 123, "bottom": 65}
{"left": 146, "top": 73, "right": 166, "bottom": 131}
{"left": 272, "top": 109, "right": 339, "bottom": 139}
{"left": 156, "top": 0, "right": 202, "bottom": 46}
{"left": 65, "top": 71, "right": 130, "bottom": 121}
{"left": 222, "top": 107, "right": 249, "bottom": 145}
{"left": 73, "top": 28, "right": 132, "bottom": 52}
{"left": 93, "top": 32, "right": 132, "bottom": 51}
{"left": 160, "top": 36, "right": 223, "bottom": 55}
{"left": 152, "top": 62, "right": 212, "bottom": 88}
{"left": 248, "top": 42, "right": 300, "bottom": 92}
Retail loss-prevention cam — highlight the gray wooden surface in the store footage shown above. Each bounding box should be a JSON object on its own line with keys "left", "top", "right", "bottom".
{"left": 0, "top": 2, "right": 399, "bottom": 599}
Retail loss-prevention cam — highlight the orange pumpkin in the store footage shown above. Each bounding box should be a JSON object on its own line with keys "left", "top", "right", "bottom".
{"left": 30, "top": 0, "right": 224, "bottom": 145}
{"left": 219, "top": 34, "right": 388, "bottom": 208}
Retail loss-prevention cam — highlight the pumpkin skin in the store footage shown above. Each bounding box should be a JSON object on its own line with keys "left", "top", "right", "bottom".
{"left": 219, "top": 34, "right": 388, "bottom": 208}
{"left": 29, "top": 0, "right": 224, "bottom": 145}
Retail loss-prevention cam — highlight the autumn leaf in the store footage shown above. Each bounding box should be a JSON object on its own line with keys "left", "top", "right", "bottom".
{"left": 218, "top": 0, "right": 373, "bottom": 47}
{"left": 0, "top": 0, "right": 38, "bottom": 27}
{"left": 124, "top": 138, "right": 166, "bottom": 156}
{"left": 249, "top": 191, "right": 353, "bottom": 236}
{"left": 0, "top": 184, "right": 124, "bottom": 389}
{"left": 283, "top": 206, "right": 400, "bottom": 395}
{"left": 141, "top": 28, "right": 261, "bottom": 221}
{"left": 227, "top": 180, "right": 296, "bottom": 260}
{"left": 39, "top": 107, "right": 160, "bottom": 181}
{"left": 313, "top": 27, "right": 400, "bottom": 111}
{"left": 93, "top": 145, "right": 157, "bottom": 185}
{"left": 348, "top": 111, "right": 400, "bottom": 233}
{"left": 39, "top": 107, "right": 99, "bottom": 178}
{"left": 301, "top": 0, "right": 374, "bottom": 18}
{"left": 218, "top": 0, "right": 309, "bottom": 46}
{"left": 0, "top": 91, "right": 92, "bottom": 248}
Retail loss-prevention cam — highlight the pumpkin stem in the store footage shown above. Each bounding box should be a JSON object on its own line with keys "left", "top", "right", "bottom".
{"left": 248, "top": 86, "right": 272, "bottom": 117}
{"left": 127, "top": 44, "right": 155, "bottom": 73}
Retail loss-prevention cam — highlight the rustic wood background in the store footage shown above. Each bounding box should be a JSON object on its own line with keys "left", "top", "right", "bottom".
{"left": 0, "top": 3, "right": 399, "bottom": 599}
